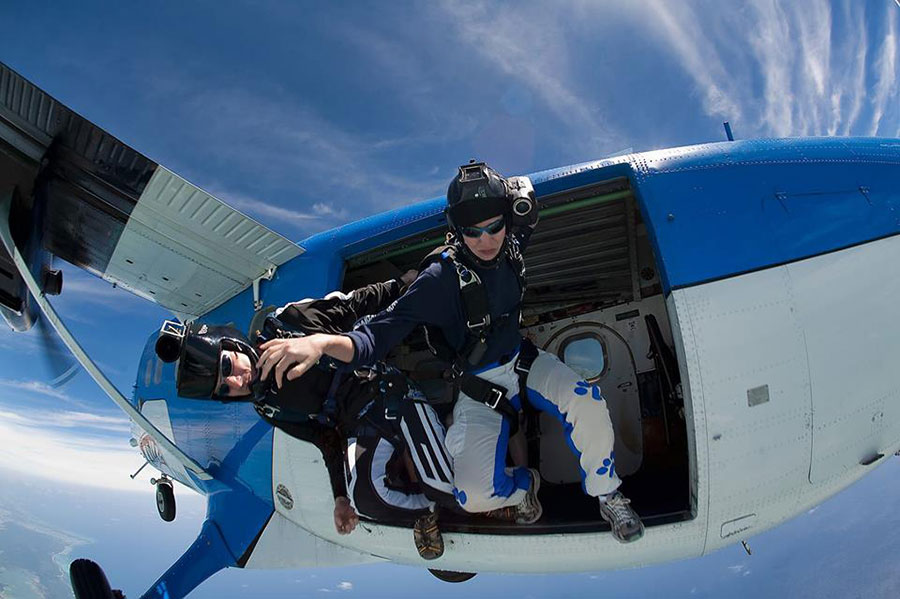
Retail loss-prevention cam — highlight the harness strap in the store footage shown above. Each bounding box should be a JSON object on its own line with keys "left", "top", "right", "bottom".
{"left": 455, "top": 370, "right": 519, "bottom": 437}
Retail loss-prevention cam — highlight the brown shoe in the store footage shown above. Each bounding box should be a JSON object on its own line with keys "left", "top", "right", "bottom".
{"left": 414, "top": 512, "right": 444, "bottom": 560}
{"left": 482, "top": 506, "right": 517, "bottom": 521}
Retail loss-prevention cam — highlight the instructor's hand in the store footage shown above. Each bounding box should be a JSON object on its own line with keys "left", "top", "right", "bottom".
{"left": 258, "top": 335, "right": 324, "bottom": 388}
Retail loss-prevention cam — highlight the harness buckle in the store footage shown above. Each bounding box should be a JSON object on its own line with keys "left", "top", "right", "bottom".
{"left": 467, "top": 316, "right": 489, "bottom": 331}
{"left": 514, "top": 358, "right": 531, "bottom": 376}
{"left": 353, "top": 367, "right": 377, "bottom": 381}
{"left": 486, "top": 387, "right": 505, "bottom": 410}
{"left": 449, "top": 363, "right": 465, "bottom": 380}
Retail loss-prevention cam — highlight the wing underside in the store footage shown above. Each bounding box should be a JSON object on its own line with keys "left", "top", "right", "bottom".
{"left": 0, "top": 60, "right": 302, "bottom": 320}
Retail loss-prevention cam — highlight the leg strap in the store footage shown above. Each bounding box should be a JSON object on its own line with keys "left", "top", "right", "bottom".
{"left": 456, "top": 371, "right": 519, "bottom": 436}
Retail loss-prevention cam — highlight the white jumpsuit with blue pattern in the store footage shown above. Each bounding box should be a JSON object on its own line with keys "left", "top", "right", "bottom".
{"left": 444, "top": 347, "right": 621, "bottom": 513}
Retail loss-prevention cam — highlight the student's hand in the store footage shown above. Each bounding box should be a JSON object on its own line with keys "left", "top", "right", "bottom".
{"left": 258, "top": 336, "right": 324, "bottom": 388}
{"left": 333, "top": 496, "right": 358, "bottom": 535}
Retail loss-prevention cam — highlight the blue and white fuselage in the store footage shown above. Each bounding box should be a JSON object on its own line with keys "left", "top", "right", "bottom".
{"left": 127, "top": 137, "right": 900, "bottom": 595}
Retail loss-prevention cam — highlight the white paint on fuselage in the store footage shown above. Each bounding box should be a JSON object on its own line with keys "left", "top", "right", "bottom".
{"left": 674, "top": 233, "right": 900, "bottom": 555}
{"left": 134, "top": 399, "right": 202, "bottom": 493}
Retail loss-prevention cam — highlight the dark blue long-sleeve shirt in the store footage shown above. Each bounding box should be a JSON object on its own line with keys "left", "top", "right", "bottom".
{"left": 345, "top": 230, "right": 531, "bottom": 371}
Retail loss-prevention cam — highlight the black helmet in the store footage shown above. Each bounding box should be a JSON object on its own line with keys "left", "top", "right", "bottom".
{"left": 155, "top": 321, "right": 256, "bottom": 399}
{"left": 445, "top": 161, "right": 511, "bottom": 267}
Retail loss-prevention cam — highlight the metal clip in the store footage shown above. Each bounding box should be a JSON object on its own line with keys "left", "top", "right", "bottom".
{"left": 486, "top": 388, "right": 504, "bottom": 410}
{"left": 252, "top": 267, "right": 277, "bottom": 311}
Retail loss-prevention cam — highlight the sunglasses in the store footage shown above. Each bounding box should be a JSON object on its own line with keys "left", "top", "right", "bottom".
{"left": 461, "top": 216, "right": 505, "bottom": 239}
{"left": 217, "top": 352, "right": 233, "bottom": 396}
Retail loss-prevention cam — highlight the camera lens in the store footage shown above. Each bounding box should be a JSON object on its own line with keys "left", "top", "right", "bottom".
{"left": 512, "top": 198, "right": 532, "bottom": 216}
{"left": 155, "top": 334, "right": 183, "bottom": 363}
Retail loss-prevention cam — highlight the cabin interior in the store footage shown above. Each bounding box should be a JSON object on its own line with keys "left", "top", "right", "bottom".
{"left": 342, "top": 176, "right": 693, "bottom": 534}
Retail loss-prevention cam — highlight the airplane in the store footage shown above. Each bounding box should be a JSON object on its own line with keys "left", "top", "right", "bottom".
{"left": 1, "top": 59, "right": 899, "bottom": 599}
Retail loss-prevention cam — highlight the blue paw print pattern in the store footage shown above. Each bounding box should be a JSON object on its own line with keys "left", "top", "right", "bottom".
{"left": 596, "top": 451, "right": 616, "bottom": 478}
{"left": 453, "top": 487, "right": 468, "bottom": 506}
{"left": 574, "top": 380, "right": 605, "bottom": 401}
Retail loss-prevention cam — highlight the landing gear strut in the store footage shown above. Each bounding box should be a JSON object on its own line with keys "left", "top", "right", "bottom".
{"left": 152, "top": 475, "right": 176, "bottom": 522}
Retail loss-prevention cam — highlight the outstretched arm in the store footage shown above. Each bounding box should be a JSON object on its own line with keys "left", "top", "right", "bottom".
{"left": 259, "top": 265, "right": 451, "bottom": 386}
{"left": 258, "top": 333, "right": 354, "bottom": 388}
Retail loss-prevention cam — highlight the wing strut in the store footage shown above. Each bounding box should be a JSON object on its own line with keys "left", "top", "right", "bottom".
{"left": 0, "top": 189, "right": 212, "bottom": 481}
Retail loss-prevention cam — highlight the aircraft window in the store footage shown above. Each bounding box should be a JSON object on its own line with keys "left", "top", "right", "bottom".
{"left": 154, "top": 358, "right": 163, "bottom": 385}
{"left": 144, "top": 358, "right": 153, "bottom": 387}
{"left": 559, "top": 334, "right": 608, "bottom": 383}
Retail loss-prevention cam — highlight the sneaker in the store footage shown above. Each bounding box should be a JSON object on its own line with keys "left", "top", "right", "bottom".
{"left": 413, "top": 511, "right": 444, "bottom": 560}
{"left": 599, "top": 490, "right": 644, "bottom": 543}
{"left": 514, "top": 468, "right": 543, "bottom": 525}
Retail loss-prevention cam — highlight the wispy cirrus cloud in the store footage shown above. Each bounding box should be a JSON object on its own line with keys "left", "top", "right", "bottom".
{"left": 621, "top": 0, "right": 899, "bottom": 138}
{"left": 435, "top": 0, "right": 622, "bottom": 157}
{"left": 640, "top": 0, "right": 744, "bottom": 124}
{"left": 869, "top": 4, "right": 899, "bottom": 135}
{"left": 0, "top": 379, "right": 71, "bottom": 401}
{"left": 174, "top": 83, "right": 449, "bottom": 226}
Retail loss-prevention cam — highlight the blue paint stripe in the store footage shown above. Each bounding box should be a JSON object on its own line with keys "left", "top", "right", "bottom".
{"left": 489, "top": 394, "right": 530, "bottom": 498}
{"left": 525, "top": 388, "right": 589, "bottom": 494}
{"left": 633, "top": 137, "right": 900, "bottom": 293}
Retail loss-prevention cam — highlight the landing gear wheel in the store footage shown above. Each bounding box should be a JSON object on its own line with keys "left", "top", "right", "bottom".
{"left": 155, "top": 481, "right": 176, "bottom": 522}
{"left": 427, "top": 569, "right": 477, "bottom": 583}
{"left": 70, "top": 558, "right": 123, "bottom": 599}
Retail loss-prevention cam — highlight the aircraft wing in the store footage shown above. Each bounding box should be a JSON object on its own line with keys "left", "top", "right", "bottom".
{"left": 0, "top": 61, "right": 305, "bottom": 481}
{"left": 0, "top": 60, "right": 302, "bottom": 321}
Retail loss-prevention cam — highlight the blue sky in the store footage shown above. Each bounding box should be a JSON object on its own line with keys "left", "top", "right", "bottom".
{"left": 0, "top": 1, "right": 899, "bottom": 597}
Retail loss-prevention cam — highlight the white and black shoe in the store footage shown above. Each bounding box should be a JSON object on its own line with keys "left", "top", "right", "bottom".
{"left": 515, "top": 468, "right": 543, "bottom": 525}
{"left": 599, "top": 490, "right": 644, "bottom": 543}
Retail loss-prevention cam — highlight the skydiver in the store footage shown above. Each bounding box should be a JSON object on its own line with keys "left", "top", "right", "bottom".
{"left": 157, "top": 273, "right": 453, "bottom": 559}
{"left": 256, "top": 162, "right": 645, "bottom": 543}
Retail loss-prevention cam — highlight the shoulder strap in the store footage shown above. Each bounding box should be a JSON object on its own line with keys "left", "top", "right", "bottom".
{"left": 506, "top": 232, "right": 527, "bottom": 301}
{"left": 418, "top": 243, "right": 492, "bottom": 366}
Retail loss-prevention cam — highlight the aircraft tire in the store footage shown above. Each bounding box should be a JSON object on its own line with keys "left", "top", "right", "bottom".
{"left": 69, "top": 558, "right": 115, "bottom": 599}
{"left": 156, "top": 482, "right": 176, "bottom": 522}
{"left": 427, "top": 569, "right": 477, "bottom": 583}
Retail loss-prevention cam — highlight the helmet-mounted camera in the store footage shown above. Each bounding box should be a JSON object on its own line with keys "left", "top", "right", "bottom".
{"left": 506, "top": 175, "right": 537, "bottom": 227}
{"left": 155, "top": 319, "right": 255, "bottom": 399}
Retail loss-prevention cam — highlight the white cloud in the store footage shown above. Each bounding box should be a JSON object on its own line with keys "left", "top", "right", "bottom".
{"left": 337, "top": 581, "right": 354, "bottom": 591}
{"left": 640, "top": 0, "right": 743, "bottom": 123}
{"left": 613, "top": 0, "right": 891, "bottom": 138}
{"left": 0, "top": 411, "right": 143, "bottom": 492}
{"left": 830, "top": 1, "right": 868, "bottom": 135}
{"left": 0, "top": 379, "right": 71, "bottom": 401}
{"left": 869, "top": 5, "right": 898, "bottom": 135}
{"left": 177, "top": 84, "right": 448, "bottom": 224}
{"left": 436, "top": 0, "right": 620, "bottom": 156}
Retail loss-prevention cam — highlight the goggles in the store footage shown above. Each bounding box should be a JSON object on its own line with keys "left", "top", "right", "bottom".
{"left": 460, "top": 216, "right": 505, "bottom": 239}
{"left": 217, "top": 351, "right": 234, "bottom": 396}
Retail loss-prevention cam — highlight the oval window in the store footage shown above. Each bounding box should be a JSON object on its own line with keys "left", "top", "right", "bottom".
{"left": 560, "top": 334, "right": 607, "bottom": 382}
